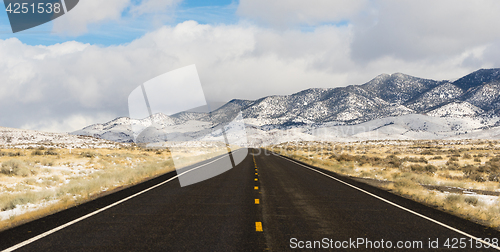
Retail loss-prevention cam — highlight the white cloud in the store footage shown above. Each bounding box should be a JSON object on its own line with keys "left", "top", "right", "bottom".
{"left": 237, "top": 0, "right": 369, "bottom": 27}
{"left": 21, "top": 114, "right": 115, "bottom": 133}
{"left": 350, "top": 0, "right": 500, "bottom": 62}
{"left": 51, "top": 0, "right": 182, "bottom": 35}
{"left": 130, "top": 0, "right": 182, "bottom": 16}
{"left": 52, "top": 0, "right": 131, "bottom": 35}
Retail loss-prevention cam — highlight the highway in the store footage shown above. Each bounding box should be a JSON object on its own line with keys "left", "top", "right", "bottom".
{"left": 1, "top": 149, "right": 500, "bottom": 251}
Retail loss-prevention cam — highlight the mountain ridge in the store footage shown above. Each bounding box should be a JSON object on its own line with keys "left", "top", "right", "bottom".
{"left": 72, "top": 68, "right": 500, "bottom": 144}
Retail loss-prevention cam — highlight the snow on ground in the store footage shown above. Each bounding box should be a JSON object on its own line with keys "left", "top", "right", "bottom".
{"left": 433, "top": 191, "right": 499, "bottom": 207}
{"left": 117, "top": 113, "right": 500, "bottom": 147}
{"left": 0, "top": 199, "right": 59, "bottom": 221}
{"left": 0, "top": 127, "right": 132, "bottom": 224}
{"left": 0, "top": 126, "right": 127, "bottom": 149}
{"left": 244, "top": 114, "right": 500, "bottom": 146}
{"left": 427, "top": 102, "right": 484, "bottom": 117}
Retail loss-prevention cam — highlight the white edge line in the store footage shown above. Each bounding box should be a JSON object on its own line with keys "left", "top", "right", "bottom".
{"left": 2, "top": 150, "right": 242, "bottom": 252}
{"left": 277, "top": 154, "right": 500, "bottom": 251}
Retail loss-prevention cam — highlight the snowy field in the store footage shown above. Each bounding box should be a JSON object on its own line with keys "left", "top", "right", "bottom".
{"left": 0, "top": 128, "right": 230, "bottom": 230}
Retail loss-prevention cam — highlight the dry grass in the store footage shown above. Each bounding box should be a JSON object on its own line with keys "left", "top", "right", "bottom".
{"left": 268, "top": 140, "right": 500, "bottom": 230}
{"left": 1, "top": 159, "right": 34, "bottom": 177}
{"left": 0, "top": 145, "right": 228, "bottom": 231}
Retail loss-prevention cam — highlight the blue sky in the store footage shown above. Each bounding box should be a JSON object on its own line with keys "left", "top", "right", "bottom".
{"left": 0, "top": 0, "right": 239, "bottom": 46}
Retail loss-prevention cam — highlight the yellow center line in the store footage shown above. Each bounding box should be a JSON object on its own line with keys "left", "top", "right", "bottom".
{"left": 255, "top": 222, "right": 263, "bottom": 232}
{"left": 253, "top": 152, "right": 263, "bottom": 233}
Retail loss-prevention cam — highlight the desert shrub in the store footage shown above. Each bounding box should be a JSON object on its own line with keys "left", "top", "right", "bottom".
{"left": 405, "top": 157, "right": 428, "bottom": 163}
{"left": 462, "top": 165, "right": 477, "bottom": 175}
{"left": 410, "top": 164, "right": 424, "bottom": 172}
{"left": 482, "top": 161, "right": 500, "bottom": 173}
{"left": 41, "top": 160, "right": 54, "bottom": 166}
{"left": 44, "top": 150, "right": 58, "bottom": 156}
{"left": 0, "top": 151, "right": 23, "bottom": 156}
{"left": 463, "top": 153, "right": 472, "bottom": 159}
{"left": 431, "top": 156, "right": 443, "bottom": 160}
{"left": 355, "top": 155, "right": 382, "bottom": 166}
{"left": 449, "top": 156, "right": 459, "bottom": 162}
{"left": 6, "top": 151, "right": 24, "bottom": 157}
{"left": 420, "top": 150, "right": 434, "bottom": 155}
{"left": 424, "top": 165, "right": 437, "bottom": 173}
{"left": 474, "top": 158, "right": 481, "bottom": 162}
{"left": 467, "top": 172, "right": 485, "bottom": 182}
{"left": 80, "top": 151, "right": 97, "bottom": 158}
{"left": 31, "top": 150, "right": 58, "bottom": 156}
{"left": 409, "top": 164, "right": 437, "bottom": 174}
{"left": 446, "top": 161, "right": 460, "bottom": 170}
{"left": 393, "top": 178, "right": 420, "bottom": 189}
{"left": 488, "top": 173, "right": 500, "bottom": 182}
{"left": 477, "top": 165, "right": 489, "bottom": 173}
{"left": 385, "top": 155, "right": 402, "bottom": 168}
{"left": 336, "top": 154, "right": 355, "bottom": 162}
{"left": 464, "top": 196, "right": 479, "bottom": 206}
{"left": 0, "top": 159, "right": 34, "bottom": 177}
{"left": 445, "top": 194, "right": 463, "bottom": 204}
{"left": 31, "top": 150, "right": 44, "bottom": 156}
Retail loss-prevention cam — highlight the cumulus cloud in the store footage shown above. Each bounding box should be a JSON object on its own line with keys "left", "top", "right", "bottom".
{"left": 236, "top": 0, "right": 500, "bottom": 66}
{"left": 130, "top": 0, "right": 182, "bottom": 16}
{"left": 52, "top": 0, "right": 131, "bottom": 35}
{"left": 21, "top": 114, "right": 115, "bottom": 133}
{"left": 237, "top": 0, "right": 369, "bottom": 28}
{"left": 0, "top": 21, "right": 355, "bottom": 131}
{"left": 350, "top": 0, "right": 500, "bottom": 62}
{"left": 51, "top": 0, "right": 182, "bottom": 35}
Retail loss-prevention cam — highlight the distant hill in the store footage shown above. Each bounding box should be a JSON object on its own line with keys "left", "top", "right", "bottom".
{"left": 72, "top": 68, "right": 500, "bottom": 145}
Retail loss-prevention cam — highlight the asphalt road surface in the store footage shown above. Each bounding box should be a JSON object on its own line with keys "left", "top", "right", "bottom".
{"left": 1, "top": 148, "right": 500, "bottom": 251}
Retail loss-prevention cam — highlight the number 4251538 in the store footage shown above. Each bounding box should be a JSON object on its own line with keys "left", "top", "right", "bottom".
{"left": 443, "top": 238, "right": 499, "bottom": 249}
{"left": 6, "top": 2, "right": 62, "bottom": 14}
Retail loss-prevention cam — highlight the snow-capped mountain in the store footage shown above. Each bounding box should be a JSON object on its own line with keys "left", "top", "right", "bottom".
{"left": 452, "top": 68, "right": 500, "bottom": 91}
{"left": 72, "top": 68, "right": 500, "bottom": 145}
{"left": 427, "top": 102, "right": 484, "bottom": 118}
